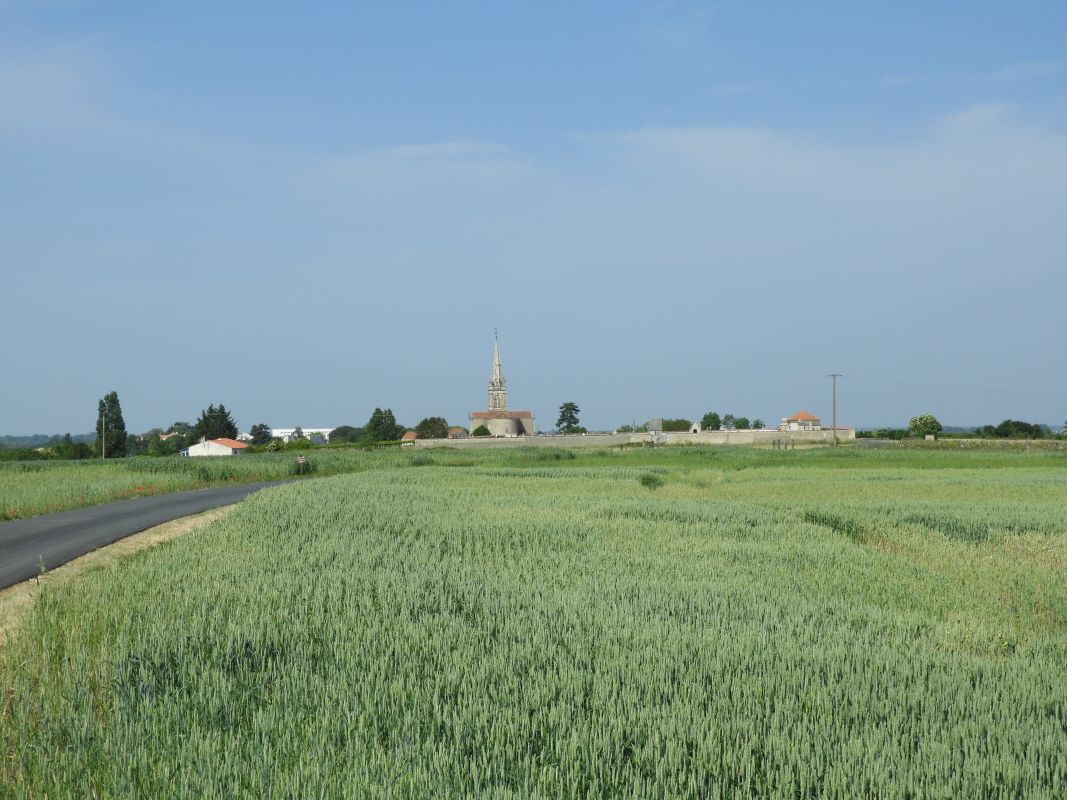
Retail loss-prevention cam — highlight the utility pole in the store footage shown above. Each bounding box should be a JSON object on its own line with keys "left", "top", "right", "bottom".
{"left": 827, "top": 373, "right": 841, "bottom": 446}
{"left": 100, "top": 404, "right": 106, "bottom": 460}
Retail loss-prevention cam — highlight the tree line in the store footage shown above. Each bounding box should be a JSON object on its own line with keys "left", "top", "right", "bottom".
{"left": 618, "top": 413, "right": 766, "bottom": 432}
{"left": 857, "top": 414, "right": 1064, "bottom": 440}
{"left": 2, "top": 390, "right": 477, "bottom": 461}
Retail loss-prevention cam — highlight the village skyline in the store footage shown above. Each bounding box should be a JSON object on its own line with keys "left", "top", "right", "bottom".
{"left": 3, "top": 330, "right": 1063, "bottom": 441}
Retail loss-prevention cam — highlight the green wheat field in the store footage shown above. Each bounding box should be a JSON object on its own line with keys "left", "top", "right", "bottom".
{"left": 3, "top": 446, "right": 1066, "bottom": 798}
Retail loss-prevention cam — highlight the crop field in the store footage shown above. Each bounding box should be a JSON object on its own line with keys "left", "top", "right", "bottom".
{"left": 0, "top": 449, "right": 388, "bottom": 521}
{"left": 3, "top": 447, "right": 1066, "bottom": 798}
{"left": 0, "top": 445, "right": 595, "bottom": 521}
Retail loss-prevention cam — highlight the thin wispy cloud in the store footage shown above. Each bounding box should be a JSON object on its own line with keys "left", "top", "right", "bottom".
{"left": 993, "top": 60, "right": 1063, "bottom": 82}
{"left": 640, "top": 0, "right": 728, "bottom": 55}
{"left": 314, "top": 141, "right": 527, "bottom": 183}
{"left": 0, "top": 36, "right": 275, "bottom": 160}
{"left": 0, "top": 39, "right": 108, "bottom": 130}
{"left": 371, "top": 142, "right": 506, "bottom": 160}
{"left": 585, "top": 106, "right": 1067, "bottom": 275}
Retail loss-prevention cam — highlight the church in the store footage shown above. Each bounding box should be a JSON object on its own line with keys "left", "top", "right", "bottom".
{"left": 469, "top": 334, "right": 536, "bottom": 436}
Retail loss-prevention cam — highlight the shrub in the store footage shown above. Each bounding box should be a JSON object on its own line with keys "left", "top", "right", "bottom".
{"left": 639, "top": 472, "right": 664, "bottom": 489}
{"left": 515, "top": 448, "right": 576, "bottom": 462}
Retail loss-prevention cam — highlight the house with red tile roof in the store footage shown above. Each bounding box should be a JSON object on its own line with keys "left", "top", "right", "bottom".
{"left": 779, "top": 411, "right": 822, "bottom": 431}
{"left": 181, "top": 438, "right": 250, "bottom": 457}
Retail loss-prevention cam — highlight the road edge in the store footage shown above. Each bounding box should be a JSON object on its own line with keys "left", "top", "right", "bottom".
{"left": 0, "top": 505, "right": 237, "bottom": 646}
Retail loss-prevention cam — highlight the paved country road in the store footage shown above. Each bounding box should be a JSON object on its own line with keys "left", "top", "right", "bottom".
{"left": 0, "top": 481, "right": 287, "bottom": 590}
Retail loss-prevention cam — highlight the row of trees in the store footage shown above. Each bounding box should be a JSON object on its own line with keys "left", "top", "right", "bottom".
{"left": 908, "top": 414, "right": 1060, "bottom": 439}
{"left": 90, "top": 393, "right": 245, "bottom": 458}
{"left": 619, "top": 414, "right": 766, "bottom": 432}
{"left": 701, "top": 412, "right": 766, "bottom": 431}
{"left": 136, "top": 406, "right": 242, "bottom": 456}
{"left": 86, "top": 394, "right": 424, "bottom": 458}
{"left": 278, "top": 410, "right": 582, "bottom": 442}
{"left": 859, "top": 415, "right": 1063, "bottom": 440}
{"left": 84, "top": 395, "right": 432, "bottom": 458}
{"left": 975, "top": 419, "right": 1053, "bottom": 439}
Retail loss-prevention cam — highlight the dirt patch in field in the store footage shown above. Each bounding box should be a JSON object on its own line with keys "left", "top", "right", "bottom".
{"left": 0, "top": 505, "right": 235, "bottom": 646}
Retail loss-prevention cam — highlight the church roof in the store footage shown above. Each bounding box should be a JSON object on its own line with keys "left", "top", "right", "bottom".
{"left": 470, "top": 410, "right": 534, "bottom": 420}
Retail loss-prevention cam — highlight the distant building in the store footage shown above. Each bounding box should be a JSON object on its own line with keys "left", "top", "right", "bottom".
{"left": 447, "top": 427, "right": 469, "bottom": 439}
{"left": 270, "top": 427, "right": 334, "bottom": 443}
{"left": 400, "top": 431, "right": 417, "bottom": 446}
{"left": 779, "top": 411, "right": 822, "bottom": 431}
{"left": 469, "top": 334, "right": 536, "bottom": 436}
{"left": 181, "top": 438, "right": 249, "bottom": 457}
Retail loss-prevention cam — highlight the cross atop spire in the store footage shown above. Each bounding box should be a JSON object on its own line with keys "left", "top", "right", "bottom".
{"left": 488, "top": 331, "right": 507, "bottom": 410}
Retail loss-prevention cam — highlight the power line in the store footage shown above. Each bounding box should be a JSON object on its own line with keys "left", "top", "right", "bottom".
{"left": 841, "top": 374, "right": 1067, "bottom": 398}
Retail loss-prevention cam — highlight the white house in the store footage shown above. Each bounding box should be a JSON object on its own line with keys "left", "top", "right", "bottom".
{"left": 181, "top": 438, "right": 249, "bottom": 457}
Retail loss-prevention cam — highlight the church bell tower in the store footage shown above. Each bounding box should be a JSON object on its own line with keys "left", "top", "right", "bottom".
{"left": 488, "top": 331, "right": 507, "bottom": 411}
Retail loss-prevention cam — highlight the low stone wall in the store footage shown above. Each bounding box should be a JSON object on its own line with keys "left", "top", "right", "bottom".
{"left": 662, "top": 429, "right": 854, "bottom": 446}
{"left": 412, "top": 433, "right": 633, "bottom": 450}
{"left": 413, "top": 429, "right": 854, "bottom": 449}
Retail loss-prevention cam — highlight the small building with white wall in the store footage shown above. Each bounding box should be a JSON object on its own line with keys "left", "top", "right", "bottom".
{"left": 181, "top": 438, "right": 249, "bottom": 457}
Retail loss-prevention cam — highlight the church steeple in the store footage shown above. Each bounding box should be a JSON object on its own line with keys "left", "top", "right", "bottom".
{"left": 488, "top": 330, "right": 507, "bottom": 410}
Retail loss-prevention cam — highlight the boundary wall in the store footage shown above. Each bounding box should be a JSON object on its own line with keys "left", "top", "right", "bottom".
{"left": 412, "top": 429, "right": 854, "bottom": 450}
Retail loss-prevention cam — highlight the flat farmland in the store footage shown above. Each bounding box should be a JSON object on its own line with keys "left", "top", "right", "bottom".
{"left": 0, "top": 449, "right": 382, "bottom": 521}
{"left": 3, "top": 447, "right": 1066, "bottom": 798}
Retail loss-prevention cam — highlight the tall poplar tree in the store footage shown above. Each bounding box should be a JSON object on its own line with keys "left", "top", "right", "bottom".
{"left": 95, "top": 390, "right": 128, "bottom": 458}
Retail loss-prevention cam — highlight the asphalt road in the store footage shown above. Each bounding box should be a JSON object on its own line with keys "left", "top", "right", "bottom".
{"left": 0, "top": 481, "right": 286, "bottom": 590}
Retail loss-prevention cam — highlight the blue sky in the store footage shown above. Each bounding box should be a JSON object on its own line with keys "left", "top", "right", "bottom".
{"left": 2, "top": 1, "right": 1066, "bottom": 433}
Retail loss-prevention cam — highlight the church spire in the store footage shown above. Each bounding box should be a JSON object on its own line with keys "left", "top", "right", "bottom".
{"left": 488, "top": 330, "right": 507, "bottom": 411}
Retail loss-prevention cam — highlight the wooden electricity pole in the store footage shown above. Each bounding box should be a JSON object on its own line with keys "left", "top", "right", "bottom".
{"left": 827, "top": 373, "right": 841, "bottom": 446}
